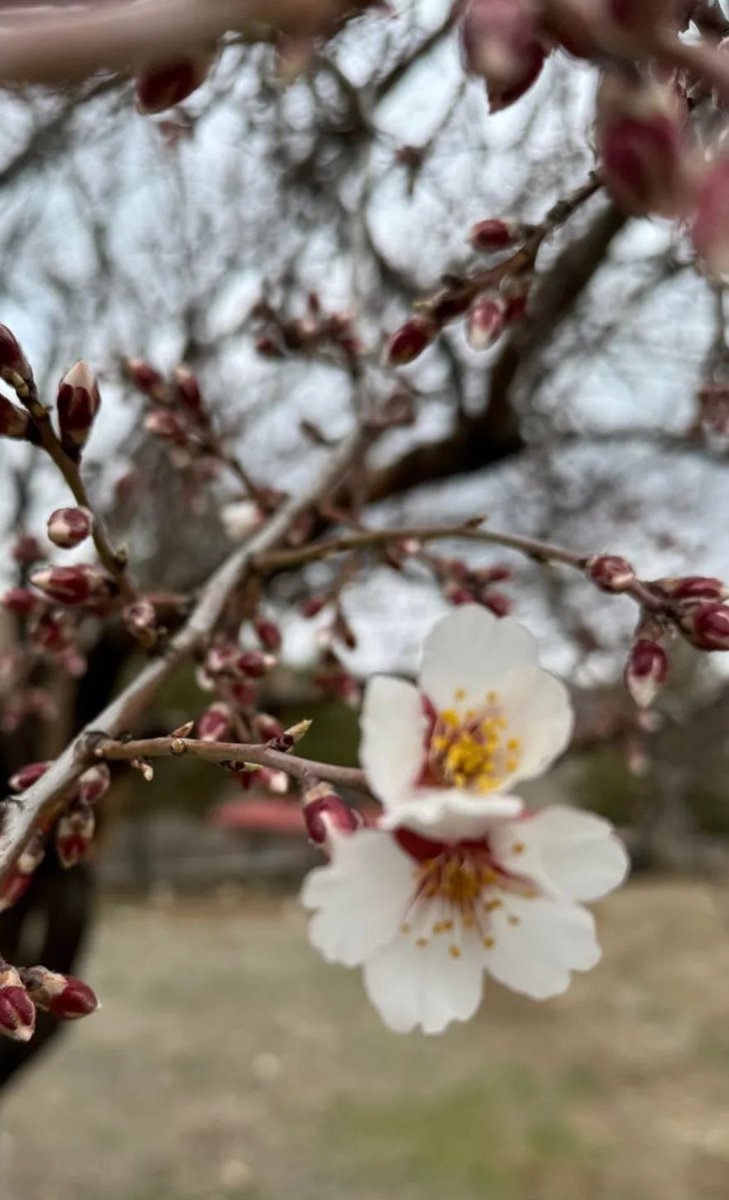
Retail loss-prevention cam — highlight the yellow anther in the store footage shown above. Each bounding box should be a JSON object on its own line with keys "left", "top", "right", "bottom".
{"left": 400, "top": 922, "right": 412, "bottom": 934}
{"left": 454, "top": 688, "right": 466, "bottom": 701}
{"left": 483, "top": 936, "right": 495, "bottom": 949}
{"left": 484, "top": 898, "right": 502, "bottom": 911}
{"left": 416, "top": 937, "right": 429, "bottom": 947}
{"left": 508, "top": 915, "right": 521, "bottom": 927}
{"left": 506, "top": 758, "right": 519, "bottom": 772}
{"left": 507, "top": 737, "right": 520, "bottom": 752}
{"left": 449, "top": 945, "right": 461, "bottom": 958}
{"left": 511, "top": 842, "right": 525, "bottom": 855}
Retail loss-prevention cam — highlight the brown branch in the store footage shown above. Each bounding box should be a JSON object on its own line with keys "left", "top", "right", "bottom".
{"left": 88, "top": 735, "right": 372, "bottom": 796}
{"left": 0, "top": 427, "right": 367, "bottom": 882}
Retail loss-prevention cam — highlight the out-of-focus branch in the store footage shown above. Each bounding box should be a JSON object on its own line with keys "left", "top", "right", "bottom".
{"left": 0, "top": 427, "right": 367, "bottom": 882}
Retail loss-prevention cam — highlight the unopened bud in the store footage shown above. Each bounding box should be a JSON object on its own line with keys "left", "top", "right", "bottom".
{"left": 460, "top": 0, "right": 547, "bottom": 112}
{"left": 198, "top": 702, "right": 233, "bottom": 743}
{"left": 123, "top": 358, "right": 167, "bottom": 401}
{"left": 79, "top": 763, "right": 111, "bottom": 806}
{"left": 12, "top": 534, "right": 43, "bottom": 565}
{"left": 586, "top": 554, "right": 635, "bottom": 593}
{"left": 466, "top": 296, "right": 506, "bottom": 350}
{"left": 9, "top": 761, "right": 50, "bottom": 792}
{"left": 144, "top": 409, "right": 187, "bottom": 440}
{"left": 625, "top": 638, "right": 669, "bottom": 707}
{"left": 236, "top": 650, "right": 275, "bottom": 678}
{"left": 20, "top": 966, "right": 98, "bottom": 1020}
{"left": 0, "top": 394, "right": 30, "bottom": 439}
{"left": 253, "top": 713, "right": 285, "bottom": 742}
{"left": 173, "top": 366, "right": 205, "bottom": 418}
{"left": 221, "top": 499, "right": 265, "bottom": 540}
{"left": 469, "top": 218, "right": 526, "bottom": 252}
{"left": 681, "top": 601, "right": 729, "bottom": 650}
{"left": 300, "top": 595, "right": 328, "bottom": 619}
{"left": 595, "top": 72, "right": 690, "bottom": 217}
{"left": 56, "top": 801, "right": 95, "bottom": 868}
{"left": 47, "top": 506, "right": 93, "bottom": 549}
{"left": 2, "top": 587, "right": 40, "bottom": 617}
{"left": 0, "top": 967, "right": 35, "bottom": 1042}
{"left": 303, "top": 782, "right": 361, "bottom": 847}
{"left": 483, "top": 590, "right": 512, "bottom": 617}
{"left": 692, "top": 156, "right": 729, "bottom": 278}
{"left": 0, "top": 833, "right": 45, "bottom": 912}
{"left": 253, "top": 617, "right": 282, "bottom": 652}
{"left": 56, "top": 361, "right": 101, "bottom": 460}
{"left": 0, "top": 324, "right": 31, "bottom": 380}
{"left": 385, "top": 316, "right": 437, "bottom": 367}
{"left": 30, "top": 563, "right": 114, "bottom": 606}
{"left": 661, "top": 575, "right": 729, "bottom": 603}
{"left": 135, "top": 50, "right": 215, "bottom": 114}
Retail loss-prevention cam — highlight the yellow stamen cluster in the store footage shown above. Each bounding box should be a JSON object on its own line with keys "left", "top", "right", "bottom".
{"left": 428, "top": 691, "right": 521, "bottom": 793}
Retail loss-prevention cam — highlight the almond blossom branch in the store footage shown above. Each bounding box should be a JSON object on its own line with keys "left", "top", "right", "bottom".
{"left": 0, "top": 427, "right": 367, "bottom": 883}
{"left": 86, "top": 735, "right": 372, "bottom": 796}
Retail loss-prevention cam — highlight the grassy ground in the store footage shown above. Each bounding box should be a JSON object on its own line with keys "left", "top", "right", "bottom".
{"left": 3, "top": 879, "right": 729, "bottom": 1200}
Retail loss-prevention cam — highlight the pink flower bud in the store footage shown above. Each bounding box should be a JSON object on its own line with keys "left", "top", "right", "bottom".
{"left": 681, "top": 602, "right": 729, "bottom": 650}
{"left": 661, "top": 575, "right": 729, "bottom": 603}
{"left": 20, "top": 966, "right": 98, "bottom": 1020}
{"left": 2, "top": 587, "right": 40, "bottom": 616}
{"left": 385, "top": 316, "right": 437, "bottom": 367}
{"left": 56, "top": 802, "right": 95, "bottom": 868}
{"left": 123, "top": 358, "right": 167, "bottom": 401}
{"left": 47, "top": 506, "right": 93, "bottom": 549}
{"left": 79, "top": 763, "right": 111, "bottom": 805}
{"left": 253, "top": 713, "right": 285, "bottom": 742}
{"left": 625, "top": 638, "right": 668, "bottom": 707}
{"left": 30, "top": 564, "right": 114, "bottom": 606}
{"left": 228, "top": 680, "right": 257, "bottom": 708}
{"left": 135, "top": 51, "right": 215, "bottom": 114}
{"left": 173, "top": 366, "right": 205, "bottom": 418}
{"left": 466, "top": 296, "right": 506, "bottom": 350}
{"left": 303, "top": 783, "right": 360, "bottom": 847}
{"left": 692, "top": 156, "right": 729, "bottom": 277}
{"left": 0, "top": 394, "right": 30, "bottom": 439}
{"left": 300, "top": 595, "right": 328, "bottom": 619}
{"left": 0, "top": 324, "right": 30, "bottom": 378}
{"left": 254, "top": 617, "right": 282, "bottom": 652}
{"left": 460, "top": 0, "right": 547, "bottom": 112}
{"left": 204, "top": 643, "right": 237, "bottom": 676}
{"left": 236, "top": 651, "right": 275, "bottom": 678}
{"left": 197, "top": 702, "right": 233, "bottom": 743}
{"left": 56, "top": 361, "right": 101, "bottom": 460}
{"left": 483, "top": 590, "right": 512, "bottom": 616}
{"left": 144, "top": 409, "right": 188, "bottom": 440}
{"left": 469, "top": 218, "right": 526, "bottom": 252}
{"left": 9, "top": 761, "right": 50, "bottom": 792}
{"left": 0, "top": 867, "right": 34, "bottom": 913}
{"left": 12, "top": 534, "right": 43, "bottom": 564}
{"left": 586, "top": 554, "right": 635, "bottom": 593}
{"left": 595, "top": 72, "right": 691, "bottom": 217}
{"left": 0, "top": 967, "right": 35, "bottom": 1042}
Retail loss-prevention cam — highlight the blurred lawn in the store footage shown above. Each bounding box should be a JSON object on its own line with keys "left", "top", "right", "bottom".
{"left": 4, "top": 880, "right": 729, "bottom": 1200}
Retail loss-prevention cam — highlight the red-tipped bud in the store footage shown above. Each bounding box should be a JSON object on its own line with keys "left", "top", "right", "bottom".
{"left": 56, "top": 802, "right": 95, "bottom": 868}
{"left": 586, "top": 554, "right": 635, "bottom": 593}
{"left": 0, "top": 833, "right": 45, "bottom": 912}
{"left": 254, "top": 617, "right": 282, "bottom": 652}
{"left": 469, "top": 218, "right": 527, "bottom": 252}
{"left": 144, "top": 409, "right": 188, "bottom": 440}
{"left": 56, "top": 361, "right": 101, "bottom": 459}
{"left": 123, "top": 358, "right": 167, "bottom": 401}
{"left": 135, "top": 50, "right": 215, "bottom": 114}
{"left": 12, "top": 534, "right": 43, "bottom": 565}
{"left": 0, "top": 967, "right": 35, "bottom": 1042}
{"left": 466, "top": 296, "right": 506, "bottom": 350}
{"left": 661, "top": 575, "right": 729, "bottom": 603}
{"left": 445, "top": 582, "right": 478, "bottom": 606}
{"left": 681, "top": 602, "right": 729, "bottom": 650}
{"left": 483, "top": 590, "right": 512, "bottom": 616}
{"left": 228, "top": 680, "right": 257, "bottom": 708}
{"left": 460, "top": 0, "right": 547, "bottom": 112}
{"left": 0, "top": 394, "right": 30, "bottom": 439}
{"left": 2, "top": 587, "right": 40, "bottom": 617}
{"left": 173, "top": 366, "right": 205, "bottom": 418}
{"left": 30, "top": 563, "right": 114, "bottom": 606}
{"left": 9, "top": 761, "right": 50, "bottom": 792}
{"left": 79, "top": 763, "right": 111, "bottom": 805}
{"left": 595, "top": 72, "right": 691, "bottom": 217}
{"left": 0, "top": 324, "right": 30, "bottom": 379}
{"left": 236, "top": 650, "right": 275, "bottom": 678}
{"left": 197, "top": 702, "right": 233, "bottom": 743}
{"left": 253, "top": 713, "right": 285, "bottom": 742}
{"left": 692, "top": 156, "right": 729, "bottom": 277}
{"left": 20, "top": 966, "right": 98, "bottom": 1020}
{"left": 625, "top": 638, "right": 669, "bottom": 707}
{"left": 385, "top": 316, "right": 437, "bottom": 367}
{"left": 47, "top": 506, "right": 93, "bottom": 549}
{"left": 204, "top": 643, "right": 237, "bottom": 676}
{"left": 303, "top": 782, "right": 361, "bottom": 848}
{"left": 300, "top": 595, "right": 328, "bottom": 619}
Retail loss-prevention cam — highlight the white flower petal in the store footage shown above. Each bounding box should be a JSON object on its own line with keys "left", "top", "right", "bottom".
{"left": 491, "top": 805, "right": 629, "bottom": 902}
{"left": 300, "top": 830, "right": 413, "bottom": 967}
{"left": 500, "top": 672, "right": 574, "bottom": 785}
{"left": 379, "top": 788, "right": 523, "bottom": 841}
{"left": 419, "top": 606, "right": 538, "bottom": 713}
{"left": 363, "top": 922, "right": 485, "bottom": 1034}
{"left": 484, "top": 894, "right": 600, "bottom": 1000}
{"left": 360, "top": 675, "right": 428, "bottom": 806}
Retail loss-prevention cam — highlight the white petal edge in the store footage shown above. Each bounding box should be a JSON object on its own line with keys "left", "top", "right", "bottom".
{"left": 419, "top": 606, "right": 539, "bottom": 714}
{"left": 363, "top": 923, "right": 485, "bottom": 1034}
{"left": 300, "top": 829, "right": 413, "bottom": 967}
{"left": 379, "top": 788, "right": 524, "bottom": 841}
{"left": 491, "top": 805, "right": 629, "bottom": 902}
{"left": 484, "top": 895, "right": 601, "bottom": 1000}
{"left": 500, "top": 671, "right": 574, "bottom": 786}
{"left": 360, "top": 675, "right": 428, "bottom": 806}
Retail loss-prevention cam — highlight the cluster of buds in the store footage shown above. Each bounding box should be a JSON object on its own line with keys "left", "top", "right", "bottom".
{"left": 253, "top": 294, "right": 363, "bottom": 371}
{"left": 0, "top": 959, "right": 98, "bottom": 1041}
{"left": 302, "top": 781, "right": 361, "bottom": 850}
{"left": 2, "top": 587, "right": 88, "bottom": 678}
{"left": 430, "top": 554, "right": 513, "bottom": 616}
